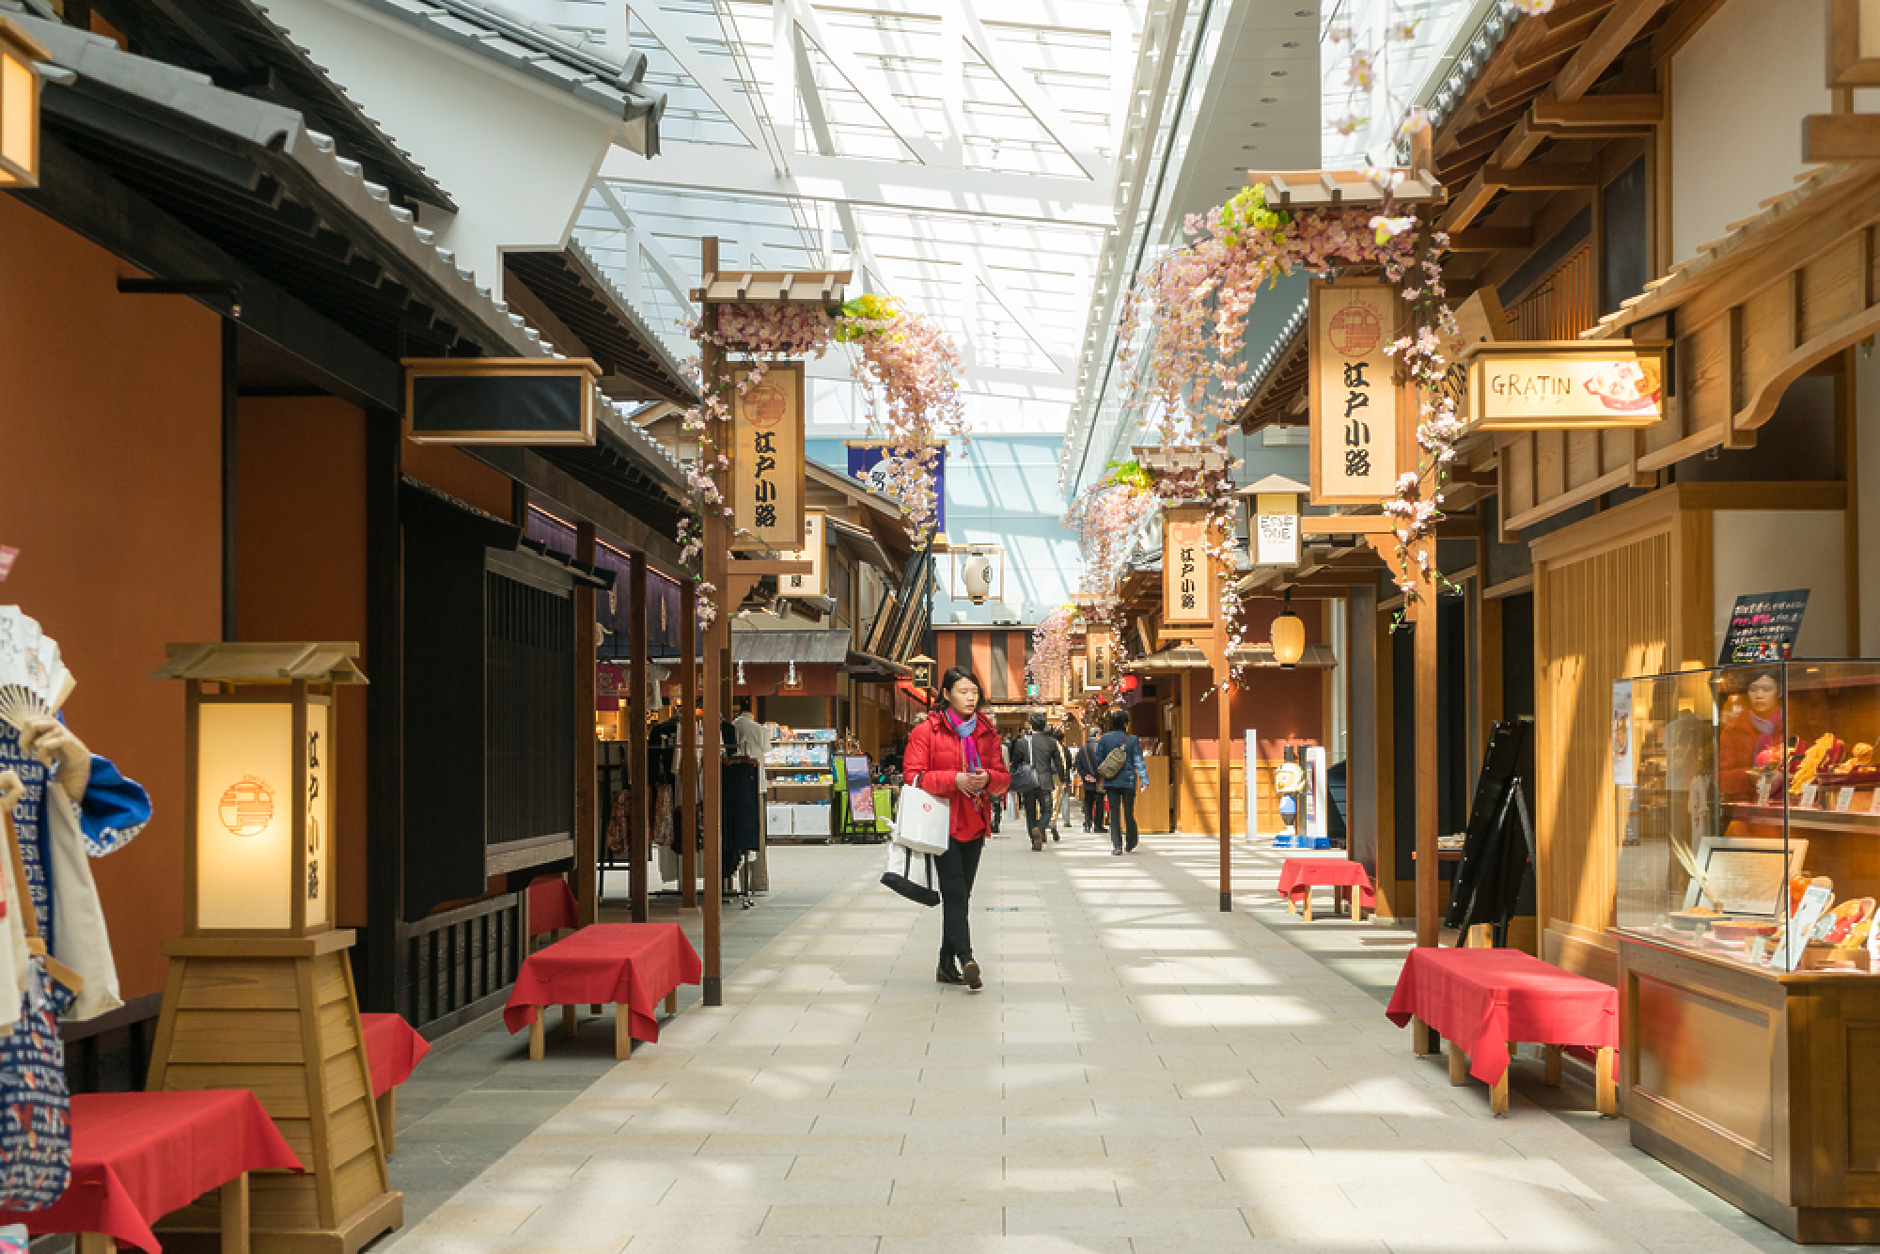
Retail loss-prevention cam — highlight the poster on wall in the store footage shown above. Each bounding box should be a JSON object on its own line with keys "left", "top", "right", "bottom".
{"left": 847, "top": 442, "right": 946, "bottom": 535}
{"left": 1717, "top": 590, "right": 1809, "bottom": 664}
{"left": 1304, "top": 746, "right": 1328, "bottom": 847}
{"left": 732, "top": 362, "right": 805, "bottom": 550}
{"left": 1309, "top": 277, "right": 1398, "bottom": 505}
{"left": 1162, "top": 505, "right": 1214, "bottom": 626}
{"left": 1611, "top": 680, "right": 1635, "bottom": 788}
{"left": 844, "top": 756, "right": 876, "bottom": 822}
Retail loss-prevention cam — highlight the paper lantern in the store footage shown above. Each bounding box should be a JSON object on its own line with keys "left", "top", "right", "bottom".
{"left": 1271, "top": 589, "right": 1306, "bottom": 669}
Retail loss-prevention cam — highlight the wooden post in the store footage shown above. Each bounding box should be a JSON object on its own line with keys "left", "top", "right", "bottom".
{"left": 1415, "top": 538, "right": 1439, "bottom": 954}
{"left": 575, "top": 521, "right": 599, "bottom": 926}
{"left": 1214, "top": 613, "right": 1232, "bottom": 913}
{"left": 700, "top": 237, "right": 726, "bottom": 1006}
{"left": 680, "top": 579, "right": 699, "bottom": 909}
{"left": 629, "top": 550, "right": 650, "bottom": 923}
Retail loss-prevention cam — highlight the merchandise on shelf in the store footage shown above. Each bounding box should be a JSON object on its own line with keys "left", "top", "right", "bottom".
{"left": 1614, "top": 660, "right": 1880, "bottom": 974}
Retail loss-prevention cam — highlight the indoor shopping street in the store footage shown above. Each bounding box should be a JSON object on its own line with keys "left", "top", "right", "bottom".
{"left": 13, "top": 0, "right": 1880, "bottom": 1250}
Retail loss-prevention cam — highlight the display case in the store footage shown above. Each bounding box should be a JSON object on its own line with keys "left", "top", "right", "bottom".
{"left": 765, "top": 727, "right": 836, "bottom": 844}
{"left": 1612, "top": 661, "right": 1880, "bottom": 1243}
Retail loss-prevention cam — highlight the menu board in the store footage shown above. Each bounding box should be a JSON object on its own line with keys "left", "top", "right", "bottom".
{"left": 844, "top": 756, "right": 875, "bottom": 821}
{"left": 1718, "top": 590, "right": 1809, "bottom": 664}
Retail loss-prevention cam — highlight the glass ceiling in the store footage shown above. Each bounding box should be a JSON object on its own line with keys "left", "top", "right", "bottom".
{"left": 511, "top": 0, "right": 1151, "bottom": 416}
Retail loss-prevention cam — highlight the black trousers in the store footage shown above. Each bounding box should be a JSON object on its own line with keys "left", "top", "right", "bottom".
{"left": 1107, "top": 788, "right": 1139, "bottom": 850}
{"left": 1082, "top": 785, "right": 1107, "bottom": 830}
{"left": 1021, "top": 788, "right": 1051, "bottom": 839}
{"left": 936, "top": 834, "right": 984, "bottom": 966}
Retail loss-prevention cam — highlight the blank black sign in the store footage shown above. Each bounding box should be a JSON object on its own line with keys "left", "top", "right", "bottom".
{"left": 411, "top": 373, "right": 585, "bottom": 437}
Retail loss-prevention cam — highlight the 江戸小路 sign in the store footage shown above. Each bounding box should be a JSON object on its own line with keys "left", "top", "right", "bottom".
{"left": 1163, "top": 505, "right": 1214, "bottom": 626}
{"left": 1309, "top": 277, "right": 1398, "bottom": 506}
{"left": 1462, "top": 341, "right": 1669, "bottom": 430}
{"left": 1086, "top": 628, "right": 1113, "bottom": 689}
{"left": 732, "top": 362, "right": 805, "bottom": 550}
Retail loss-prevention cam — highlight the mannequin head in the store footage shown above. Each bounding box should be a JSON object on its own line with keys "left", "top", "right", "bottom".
{"left": 940, "top": 667, "right": 981, "bottom": 718}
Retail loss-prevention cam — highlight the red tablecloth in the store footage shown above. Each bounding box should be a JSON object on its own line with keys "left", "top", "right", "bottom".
{"left": 361, "top": 1013, "right": 430, "bottom": 1099}
{"left": 1385, "top": 947, "right": 1618, "bottom": 1085}
{"left": 503, "top": 922, "right": 702, "bottom": 1043}
{"left": 528, "top": 875, "right": 580, "bottom": 938}
{"left": 0, "top": 1090, "right": 302, "bottom": 1253}
{"left": 1276, "top": 856, "right": 1377, "bottom": 907}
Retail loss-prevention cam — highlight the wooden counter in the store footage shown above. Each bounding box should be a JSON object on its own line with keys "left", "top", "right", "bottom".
{"left": 1617, "top": 932, "right": 1880, "bottom": 1243}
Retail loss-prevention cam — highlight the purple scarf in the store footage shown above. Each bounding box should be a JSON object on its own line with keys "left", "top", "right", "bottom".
{"left": 944, "top": 710, "right": 983, "bottom": 773}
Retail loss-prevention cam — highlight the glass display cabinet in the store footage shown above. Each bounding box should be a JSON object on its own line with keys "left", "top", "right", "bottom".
{"left": 1612, "top": 661, "right": 1880, "bottom": 1243}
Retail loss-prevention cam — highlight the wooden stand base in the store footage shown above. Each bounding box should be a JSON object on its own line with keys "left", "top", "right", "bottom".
{"left": 149, "top": 931, "right": 400, "bottom": 1254}
{"left": 527, "top": 988, "right": 686, "bottom": 1062}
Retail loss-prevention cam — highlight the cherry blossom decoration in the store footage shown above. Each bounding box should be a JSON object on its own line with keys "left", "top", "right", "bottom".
{"left": 1026, "top": 604, "right": 1079, "bottom": 708}
{"left": 675, "top": 294, "right": 965, "bottom": 626}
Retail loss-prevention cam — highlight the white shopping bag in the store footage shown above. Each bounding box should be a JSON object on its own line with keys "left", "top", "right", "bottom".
{"left": 890, "top": 783, "right": 950, "bottom": 855}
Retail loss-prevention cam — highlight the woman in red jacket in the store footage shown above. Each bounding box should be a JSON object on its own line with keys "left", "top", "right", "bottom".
{"left": 903, "top": 667, "right": 1009, "bottom": 990}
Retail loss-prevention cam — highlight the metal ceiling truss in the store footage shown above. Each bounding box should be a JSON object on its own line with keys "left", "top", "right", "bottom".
{"left": 530, "top": 0, "right": 1146, "bottom": 403}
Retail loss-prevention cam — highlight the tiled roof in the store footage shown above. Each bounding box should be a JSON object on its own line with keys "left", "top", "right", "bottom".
{"left": 347, "top": 0, "right": 665, "bottom": 154}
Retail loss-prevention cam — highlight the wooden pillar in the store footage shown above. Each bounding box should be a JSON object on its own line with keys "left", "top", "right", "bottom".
{"left": 680, "top": 578, "right": 699, "bottom": 909}
{"left": 1413, "top": 538, "right": 1440, "bottom": 1054}
{"left": 700, "top": 237, "right": 726, "bottom": 1006}
{"left": 629, "top": 550, "right": 650, "bottom": 923}
{"left": 575, "top": 522, "right": 599, "bottom": 926}
{"left": 362, "top": 410, "right": 404, "bottom": 1013}
{"left": 1213, "top": 615, "right": 1232, "bottom": 913}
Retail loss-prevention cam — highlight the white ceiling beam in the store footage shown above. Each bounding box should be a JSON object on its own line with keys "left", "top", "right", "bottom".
{"left": 971, "top": 254, "right": 1073, "bottom": 378}
{"left": 592, "top": 183, "right": 696, "bottom": 315}
{"left": 958, "top": 5, "right": 1112, "bottom": 185}
{"left": 783, "top": 0, "right": 945, "bottom": 167}
{"left": 600, "top": 144, "right": 1116, "bottom": 226}
{"left": 792, "top": 24, "right": 887, "bottom": 297}
{"left": 624, "top": 0, "right": 772, "bottom": 155}
{"left": 770, "top": 0, "right": 798, "bottom": 171}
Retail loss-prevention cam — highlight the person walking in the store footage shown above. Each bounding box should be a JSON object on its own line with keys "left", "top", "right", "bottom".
{"left": 902, "top": 668, "right": 1009, "bottom": 989}
{"left": 1095, "top": 709, "right": 1147, "bottom": 855}
{"left": 1049, "top": 727, "right": 1072, "bottom": 840}
{"left": 988, "top": 732, "right": 1006, "bottom": 834}
{"left": 1011, "top": 712, "right": 1063, "bottom": 851}
{"left": 1075, "top": 735, "right": 1108, "bottom": 832}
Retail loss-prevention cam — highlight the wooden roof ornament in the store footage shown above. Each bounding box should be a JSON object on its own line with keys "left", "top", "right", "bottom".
{"left": 690, "top": 270, "right": 853, "bottom": 305}
{"left": 151, "top": 642, "right": 368, "bottom": 684}
{"left": 1246, "top": 166, "right": 1446, "bottom": 210}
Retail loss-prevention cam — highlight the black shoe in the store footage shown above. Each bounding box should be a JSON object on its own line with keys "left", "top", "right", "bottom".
{"left": 1111, "top": 848, "right": 1124, "bottom": 856}
{"left": 961, "top": 960, "right": 983, "bottom": 990}
{"left": 937, "top": 963, "right": 966, "bottom": 985}
{"left": 1052, "top": 833, "right": 1061, "bottom": 843}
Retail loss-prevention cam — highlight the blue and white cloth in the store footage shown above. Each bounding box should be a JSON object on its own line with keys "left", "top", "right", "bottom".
{"left": 0, "top": 961, "right": 74, "bottom": 1211}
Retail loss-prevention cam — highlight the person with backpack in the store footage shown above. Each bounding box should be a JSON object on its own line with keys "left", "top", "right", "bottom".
{"left": 1010, "top": 712, "right": 1063, "bottom": 852}
{"left": 1095, "top": 708, "right": 1148, "bottom": 855}
{"left": 1074, "top": 735, "right": 1108, "bottom": 832}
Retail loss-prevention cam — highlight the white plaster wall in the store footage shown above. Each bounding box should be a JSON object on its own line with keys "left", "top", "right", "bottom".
{"left": 1859, "top": 349, "right": 1880, "bottom": 657}
{"left": 1713, "top": 510, "right": 1848, "bottom": 659}
{"left": 1671, "top": 0, "right": 1830, "bottom": 265}
{"left": 262, "top": 0, "right": 616, "bottom": 290}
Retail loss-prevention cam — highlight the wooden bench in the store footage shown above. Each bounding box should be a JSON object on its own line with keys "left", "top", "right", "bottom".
{"left": 502, "top": 922, "right": 702, "bottom": 1061}
{"left": 1386, "top": 946, "right": 1618, "bottom": 1117}
{"left": 1276, "top": 856, "right": 1376, "bottom": 922}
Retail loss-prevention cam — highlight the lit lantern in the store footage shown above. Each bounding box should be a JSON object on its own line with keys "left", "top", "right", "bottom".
{"left": 1240, "top": 474, "right": 1307, "bottom": 569}
{"left": 0, "top": 17, "right": 48, "bottom": 189}
{"left": 152, "top": 642, "right": 367, "bottom": 936}
{"left": 1270, "top": 589, "right": 1306, "bottom": 669}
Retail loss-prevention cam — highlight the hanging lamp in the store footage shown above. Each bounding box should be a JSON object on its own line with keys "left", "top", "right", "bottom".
{"left": 1271, "top": 588, "right": 1305, "bottom": 669}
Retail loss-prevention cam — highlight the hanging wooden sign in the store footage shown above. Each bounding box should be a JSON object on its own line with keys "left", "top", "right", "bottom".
{"left": 1309, "top": 278, "right": 1399, "bottom": 505}
{"left": 1086, "top": 628, "right": 1114, "bottom": 690}
{"left": 777, "top": 511, "right": 826, "bottom": 599}
{"left": 1461, "top": 341, "right": 1669, "bottom": 431}
{"left": 403, "top": 358, "right": 600, "bottom": 445}
{"left": 731, "top": 362, "right": 805, "bottom": 550}
{"left": 1163, "top": 505, "right": 1215, "bottom": 626}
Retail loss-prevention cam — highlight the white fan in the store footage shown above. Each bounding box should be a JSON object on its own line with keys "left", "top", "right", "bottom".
{"left": 0, "top": 608, "right": 76, "bottom": 736}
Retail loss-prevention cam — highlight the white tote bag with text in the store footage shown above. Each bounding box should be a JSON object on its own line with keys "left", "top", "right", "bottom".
{"left": 890, "top": 781, "right": 951, "bottom": 855}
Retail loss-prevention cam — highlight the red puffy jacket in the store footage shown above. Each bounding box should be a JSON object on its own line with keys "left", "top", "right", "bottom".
{"left": 903, "top": 711, "right": 1011, "bottom": 842}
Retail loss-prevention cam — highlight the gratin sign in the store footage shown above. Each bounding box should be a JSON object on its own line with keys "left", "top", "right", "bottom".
{"left": 1463, "top": 341, "right": 1670, "bottom": 430}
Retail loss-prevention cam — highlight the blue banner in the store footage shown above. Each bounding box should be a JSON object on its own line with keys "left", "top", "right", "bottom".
{"left": 846, "top": 443, "right": 946, "bottom": 534}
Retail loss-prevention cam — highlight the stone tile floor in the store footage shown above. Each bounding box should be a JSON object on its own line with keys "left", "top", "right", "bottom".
{"left": 373, "top": 828, "right": 1831, "bottom": 1254}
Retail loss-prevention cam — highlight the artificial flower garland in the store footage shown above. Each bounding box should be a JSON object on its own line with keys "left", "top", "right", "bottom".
{"left": 674, "top": 295, "right": 965, "bottom": 625}
{"left": 1115, "top": 176, "right": 1463, "bottom": 674}
{"left": 1026, "top": 603, "right": 1079, "bottom": 707}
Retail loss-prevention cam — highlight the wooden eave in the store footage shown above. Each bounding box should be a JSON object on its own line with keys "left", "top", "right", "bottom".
{"left": 1235, "top": 321, "right": 1310, "bottom": 433}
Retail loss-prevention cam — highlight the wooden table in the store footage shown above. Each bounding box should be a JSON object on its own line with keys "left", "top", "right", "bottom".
{"left": 1385, "top": 946, "right": 1618, "bottom": 1116}
{"left": 0, "top": 1090, "right": 302, "bottom": 1253}
{"left": 360, "top": 1013, "right": 430, "bottom": 1157}
{"left": 502, "top": 922, "right": 703, "bottom": 1061}
{"left": 1276, "top": 857, "right": 1376, "bottom": 921}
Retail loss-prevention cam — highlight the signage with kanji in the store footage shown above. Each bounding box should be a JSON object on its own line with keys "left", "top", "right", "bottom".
{"left": 777, "top": 511, "right": 826, "bottom": 598}
{"left": 1087, "top": 628, "right": 1113, "bottom": 689}
{"left": 1163, "top": 506, "right": 1214, "bottom": 625}
{"left": 731, "top": 362, "right": 805, "bottom": 549}
{"left": 1309, "top": 278, "right": 1398, "bottom": 505}
{"left": 1718, "top": 590, "right": 1810, "bottom": 664}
